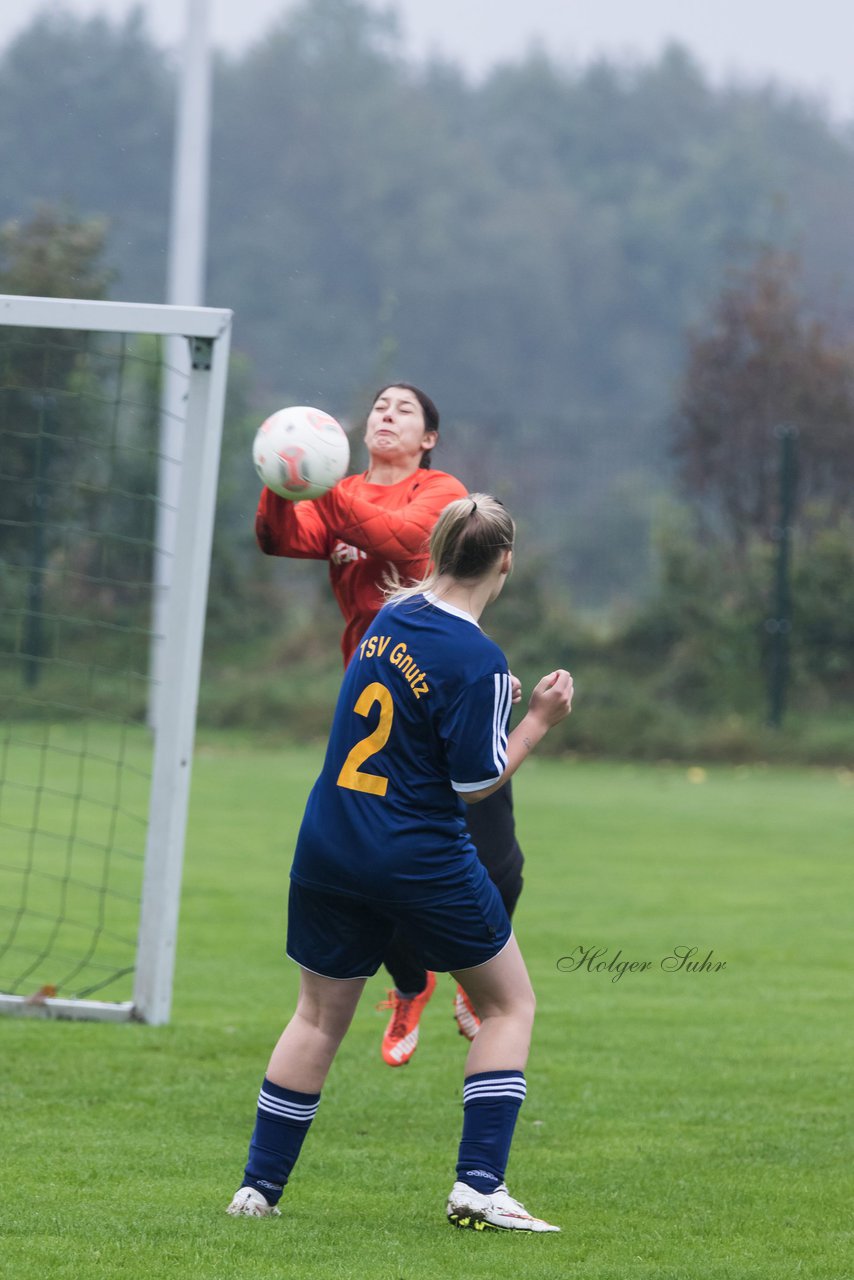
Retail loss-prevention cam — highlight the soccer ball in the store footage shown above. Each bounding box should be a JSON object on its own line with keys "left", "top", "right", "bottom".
{"left": 252, "top": 405, "right": 350, "bottom": 501}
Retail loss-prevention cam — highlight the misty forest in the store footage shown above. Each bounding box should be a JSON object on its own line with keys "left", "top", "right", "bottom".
{"left": 1, "top": 0, "right": 853, "bottom": 760}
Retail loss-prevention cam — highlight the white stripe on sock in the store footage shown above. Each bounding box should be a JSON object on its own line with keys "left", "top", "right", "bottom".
{"left": 258, "top": 1090, "right": 320, "bottom": 1123}
{"left": 463, "top": 1076, "right": 527, "bottom": 1105}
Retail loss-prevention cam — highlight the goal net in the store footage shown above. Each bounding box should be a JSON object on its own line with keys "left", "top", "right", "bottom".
{"left": 0, "top": 295, "right": 231, "bottom": 1024}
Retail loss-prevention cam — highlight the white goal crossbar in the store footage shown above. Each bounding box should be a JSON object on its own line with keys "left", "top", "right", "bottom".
{"left": 0, "top": 293, "right": 232, "bottom": 1024}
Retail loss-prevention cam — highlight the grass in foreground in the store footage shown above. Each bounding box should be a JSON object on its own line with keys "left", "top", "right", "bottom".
{"left": 1, "top": 743, "right": 852, "bottom": 1279}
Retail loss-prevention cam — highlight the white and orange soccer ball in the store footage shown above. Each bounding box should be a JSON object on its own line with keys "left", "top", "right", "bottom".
{"left": 252, "top": 405, "right": 350, "bottom": 501}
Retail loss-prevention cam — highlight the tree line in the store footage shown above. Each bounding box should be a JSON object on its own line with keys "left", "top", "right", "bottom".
{"left": 1, "top": 0, "right": 853, "bottom": 756}
{"left": 2, "top": 0, "right": 854, "bottom": 600}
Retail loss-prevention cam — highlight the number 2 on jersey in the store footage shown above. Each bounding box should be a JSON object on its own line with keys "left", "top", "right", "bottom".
{"left": 336, "top": 681, "right": 393, "bottom": 797}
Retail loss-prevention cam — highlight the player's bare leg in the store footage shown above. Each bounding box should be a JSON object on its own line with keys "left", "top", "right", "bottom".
{"left": 451, "top": 933, "right": 534, "bottom": 1075}
{"left": 266, "top": 968, "right": 366, "bottom": 1094}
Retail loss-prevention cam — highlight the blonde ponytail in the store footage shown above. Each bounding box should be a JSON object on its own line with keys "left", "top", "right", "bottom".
{"left": 385, "top": 493, "right": 515, "bottom": 604}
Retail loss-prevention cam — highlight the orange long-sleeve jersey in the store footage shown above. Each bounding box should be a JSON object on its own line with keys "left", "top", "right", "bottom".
{"left": 255, "top": 469, "right": 468, "bottom": 665}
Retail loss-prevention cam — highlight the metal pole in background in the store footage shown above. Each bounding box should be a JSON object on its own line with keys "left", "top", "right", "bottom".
{"left": 149, "top": 0, "right": 212, "bottom": 729}
{"left": 766, "top": 424, "right": 798, "bottom": 728}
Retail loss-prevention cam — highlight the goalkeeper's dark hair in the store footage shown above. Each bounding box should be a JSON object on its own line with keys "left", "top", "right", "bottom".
{"left": 386, "top": 494, "right": 515, "bottom": 603}
{"left": 370, "top": 382, "right": 439, "bottom": 469}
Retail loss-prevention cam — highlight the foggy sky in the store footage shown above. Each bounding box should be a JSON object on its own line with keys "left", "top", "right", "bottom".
{"left": 2, "top": 0, "right": 853, "bottom": 122}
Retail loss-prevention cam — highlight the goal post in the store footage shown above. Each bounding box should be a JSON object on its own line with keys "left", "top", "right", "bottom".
{"left": 0, "top": 293, "right": 232, "bottom": 1024}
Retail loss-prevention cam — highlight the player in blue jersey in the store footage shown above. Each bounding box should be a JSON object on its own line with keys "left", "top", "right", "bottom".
{"left": 227, "top": 494, "right": 574, "bottom": 1232}
{"left": 257, "top": 381, "right": 524, "bottom": 1064}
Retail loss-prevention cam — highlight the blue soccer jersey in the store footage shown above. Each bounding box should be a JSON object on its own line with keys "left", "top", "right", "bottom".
{"left": 290, "top": 592, "right": 512, "bottom": 903}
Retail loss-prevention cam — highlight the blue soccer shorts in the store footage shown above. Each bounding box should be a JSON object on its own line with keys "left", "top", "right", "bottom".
{"left": 286, "top": 858, "right": 512, "bottom": 980}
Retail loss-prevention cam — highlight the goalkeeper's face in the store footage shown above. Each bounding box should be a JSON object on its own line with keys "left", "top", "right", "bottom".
{"left": 365, "top": 386, "right": 438, "bottom": 468}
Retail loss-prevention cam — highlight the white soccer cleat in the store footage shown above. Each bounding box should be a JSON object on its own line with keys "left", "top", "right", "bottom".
{"left": 226, "top": 1186, "right": 281, "bottom": 1218}
{"left": 446, "top": 1181, "right": 560, "bottom": 1232}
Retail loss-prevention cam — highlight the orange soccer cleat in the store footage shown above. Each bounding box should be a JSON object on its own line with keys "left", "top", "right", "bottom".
{"left": 377, "top": 970, "right": 437, "bottom": 1066}
{"left": 453, "top": 984, "right": 481, "bottom": 1041}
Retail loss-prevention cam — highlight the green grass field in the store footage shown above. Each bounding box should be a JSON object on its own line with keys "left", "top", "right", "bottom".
{"left": 1, "top": 740, "right": 852, "bottom": 1279}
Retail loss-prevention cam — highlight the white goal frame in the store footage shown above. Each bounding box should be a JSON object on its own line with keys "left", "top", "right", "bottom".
{"left": 0, "top": 293, "right": 232, "bottom": 1025}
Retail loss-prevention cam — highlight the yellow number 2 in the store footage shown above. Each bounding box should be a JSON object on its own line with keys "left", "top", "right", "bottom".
{"left": 336, "top": 682, "right": 394, "bottom": 797}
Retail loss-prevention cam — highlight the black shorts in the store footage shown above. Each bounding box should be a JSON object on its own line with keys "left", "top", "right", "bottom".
{"left": 464, "top": 780, "right": 525, "bottom": 915}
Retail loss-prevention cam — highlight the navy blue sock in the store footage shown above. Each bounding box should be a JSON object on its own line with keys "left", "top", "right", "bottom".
{"left": 242, "top": 1078, "right": 320, "bottom": 1205}
{"left": 455, "top": 1070, "right": 526, "bottom": 1193}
